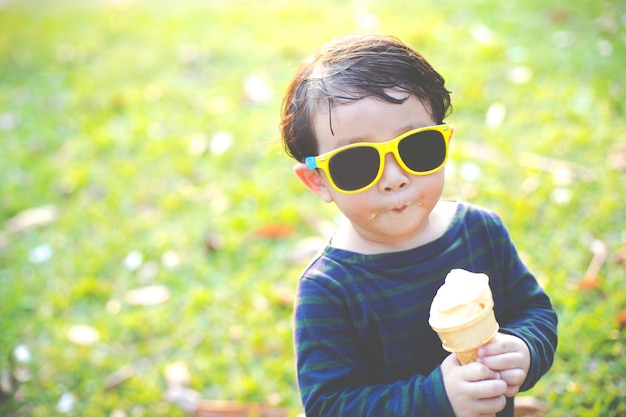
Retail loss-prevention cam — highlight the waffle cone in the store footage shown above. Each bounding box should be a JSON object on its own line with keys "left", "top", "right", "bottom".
{"left": 453, "top": 333, "right": 497, "bottom": 365}
{"left": 431, "top": 302, "right": 499, "bottom": 365}
{"left": 455, "top": 349, "right": 480, "bottom": 365}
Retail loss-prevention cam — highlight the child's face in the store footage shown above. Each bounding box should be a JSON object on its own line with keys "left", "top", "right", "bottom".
{"left": 296, "top": 90, "right": 448, "bottom": 249}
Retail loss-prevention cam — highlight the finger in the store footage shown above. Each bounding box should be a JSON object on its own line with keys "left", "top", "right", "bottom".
{"left": 498, "top": 368, "right": 525, "bottom": 397}
{"left": 462, "top": 361, "right": 501, "bottom": 382}
{"left": 477, "top": 340, "right": 506, "bottom": 357}
{"left": 479, "top": 332, "right": 522, "bottom": 356}
{"left": 499, "top": 368, "right": 525, "bottom": 386}
{"left": 479, "top": 350, "right": 525, "bottom": 371}
{"left": 504, "top": 385, "right": 521, "bottom": 398}
{"left": 466, "top": 379, "right": 508, "bottom": 400}
{"left": 474, "top": 394, "right": 507, "bottom": 414}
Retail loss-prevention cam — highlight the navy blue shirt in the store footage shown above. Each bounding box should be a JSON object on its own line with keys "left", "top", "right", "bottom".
{"left": 294, "top": 202, "right": 557, "bottom": 416}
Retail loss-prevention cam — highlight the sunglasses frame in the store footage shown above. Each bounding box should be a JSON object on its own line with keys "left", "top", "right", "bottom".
{"left": 305, "top": 124, "right": 452, "bottom": 194}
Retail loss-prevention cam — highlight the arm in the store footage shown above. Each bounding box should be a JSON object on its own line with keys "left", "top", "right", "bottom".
{"left": 294, "top": 277, "right": 455, "bottom": 416}
{"left": 482, "top": 215, "right": 558, "bottom": 394}
{"left": 501, "top": 271, "right": 557, "bottom": 392}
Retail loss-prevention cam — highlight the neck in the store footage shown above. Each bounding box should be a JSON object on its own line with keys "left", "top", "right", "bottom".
{"left": 330, "top": 200, "right": 458, "bottom": 254}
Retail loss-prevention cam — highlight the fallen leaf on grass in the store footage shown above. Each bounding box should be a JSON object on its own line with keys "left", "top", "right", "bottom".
{"left": 254, "top": 223, "right": 293, "bottom": 239}
{"left": 1, "top": 205, "right": 58, "bottom": 250}
{"left": 104, "top": 364, "right": 135, "bottom": 390}
{"left": 4, "top": 205, "right": 58, "bottom": 234}
{"left": 615, "top": 247, "right": 626, "bottom": 265}
{"left": 577, "top": 275, "right": 600, "bottom": 291}
{"left": 548, "top": 9, "right": 571, "bottom": 24}
{"left": 193, "top": 399, "right": 289, "bottom": 417}
{"left": 164, "top": 364, "right": 291, "bottom": 417}
{"left": 110, "top": 409, "right": 128, "bottom": 417}
{"left": 124, "top": 285, "right": 170, "bottom": 306}
{"left": 105, "top": 358, "right": 152, "bottom": 390}
{"left": 271, "top": 285, "right": 295, "bottom": 309}
{"left": 67, "top": 325, "right": 100, "bottom": 346}
{"left": 166, "top": 385, "right": 289, "bottom": 417}
{"left": 204, "top": 231, "right": 224, "bottom": 252}
{"left": 617, "top": 310, "right": 626, "bottom": 329}
{"left": 0, "top": 368, "right": 16, "bottom": 398}
{"left": 566, "top": 380, "right": 583, "bottom": 394}
{"left": 577, "top": 239, "right": 607, "bottom": 291}
{"left": 514, "top": 396, "right": 547, "bottom": 416}
{"left": 165, "top": 385, "right": 201, "bottom": 413}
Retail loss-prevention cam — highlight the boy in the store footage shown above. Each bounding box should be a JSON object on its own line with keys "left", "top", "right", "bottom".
{"left": 280, "top": 34, "right": 557, "bottom": 417}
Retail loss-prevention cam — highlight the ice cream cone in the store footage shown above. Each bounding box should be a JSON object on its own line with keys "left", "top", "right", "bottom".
{"left": 430, "top": 299, "right": 499, "bottom": 364}
{"left": 429, "top": 269, "right": 499, "bottom": 365}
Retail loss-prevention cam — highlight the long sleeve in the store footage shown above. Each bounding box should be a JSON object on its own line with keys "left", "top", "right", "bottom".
{"left": 481, "top": 213, "right": 558, "bottom": 392}
{"left": 294, "top": 277, "right": 455, "bottom": 417}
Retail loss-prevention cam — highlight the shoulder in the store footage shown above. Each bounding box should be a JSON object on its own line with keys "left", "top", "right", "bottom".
{"left": 455, "top": 201, "right": 506, "bottom": 228}
{"left": 298, "top": 247, "right": 357, "bottom": 292}
{"left": 446, "top": 202, "right": 514, "bottom": 251}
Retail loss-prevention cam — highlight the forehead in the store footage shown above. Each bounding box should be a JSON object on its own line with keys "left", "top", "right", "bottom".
{"left": 311, "top": 94, "right": 434, "bottom": 153}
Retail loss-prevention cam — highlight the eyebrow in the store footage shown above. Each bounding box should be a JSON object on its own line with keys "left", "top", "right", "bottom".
{"left": 327, "top": 99, "right": 335, "bottom": 136}
{"left": 335, "top": 123, "right": 430, "bottom": 148}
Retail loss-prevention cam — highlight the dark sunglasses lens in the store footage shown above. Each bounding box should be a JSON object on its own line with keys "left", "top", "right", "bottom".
{"left": 398, "top": 130, "right": 446, "bottom": 172}
{"left": 328, "top": 147, "right": 380, "bottom": 191}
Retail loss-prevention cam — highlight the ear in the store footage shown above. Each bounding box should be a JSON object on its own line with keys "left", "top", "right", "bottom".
{"left": 294, "top": 163, "right": 334, "bottom": 203}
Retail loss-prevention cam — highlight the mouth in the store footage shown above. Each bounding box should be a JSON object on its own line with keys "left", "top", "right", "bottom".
{"left": 391, "top": 204, "right": 409, "bottom": 214}
{"left": 369, "top": 202, "right": 410, "bottom": 220}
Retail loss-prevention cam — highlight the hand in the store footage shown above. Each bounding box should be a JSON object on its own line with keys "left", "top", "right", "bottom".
{"left": 440, "top": 354, "right": 507, "bottom": 417}
{"left": 477, "top": 333, "right": 531, "bottom": 397}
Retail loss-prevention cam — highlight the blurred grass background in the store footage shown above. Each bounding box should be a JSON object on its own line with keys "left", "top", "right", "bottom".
{"left": 1, "top": 0, "right": 625, "bottom": 416}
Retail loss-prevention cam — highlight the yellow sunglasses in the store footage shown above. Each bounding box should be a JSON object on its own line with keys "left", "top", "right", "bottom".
{"left": 305, "top": 124, "right": 452, "bottom": 194}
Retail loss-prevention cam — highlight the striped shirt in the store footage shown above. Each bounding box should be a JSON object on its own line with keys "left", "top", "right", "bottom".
{"left": 294, "top": 202, "right": 557, "bottom": 416}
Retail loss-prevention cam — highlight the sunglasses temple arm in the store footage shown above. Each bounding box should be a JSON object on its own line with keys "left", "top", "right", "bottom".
{"left": 305, "top": 156, "right": 318, "bottom": 170}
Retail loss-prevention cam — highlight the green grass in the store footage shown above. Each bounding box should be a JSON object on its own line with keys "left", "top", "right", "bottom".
{"left": 1, "top": 0, "right": 625, "bottom": 416}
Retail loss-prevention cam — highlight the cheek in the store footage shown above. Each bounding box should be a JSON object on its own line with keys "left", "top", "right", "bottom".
{"left": 421, "top": 170, "right": 446, "bottom": 191}
{"left": 432, "top": 175, "right": 446, "bottom": 193}
{"left": 331, "top": 191, "right": 378, "bottom": 218}
{"left": 406, "top": 170, "right": 445, "bottom": 195}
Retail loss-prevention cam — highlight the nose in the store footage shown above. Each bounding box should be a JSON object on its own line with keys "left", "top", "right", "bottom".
{"left": 378, "top": 153, "right": 410, "bottom": 192}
